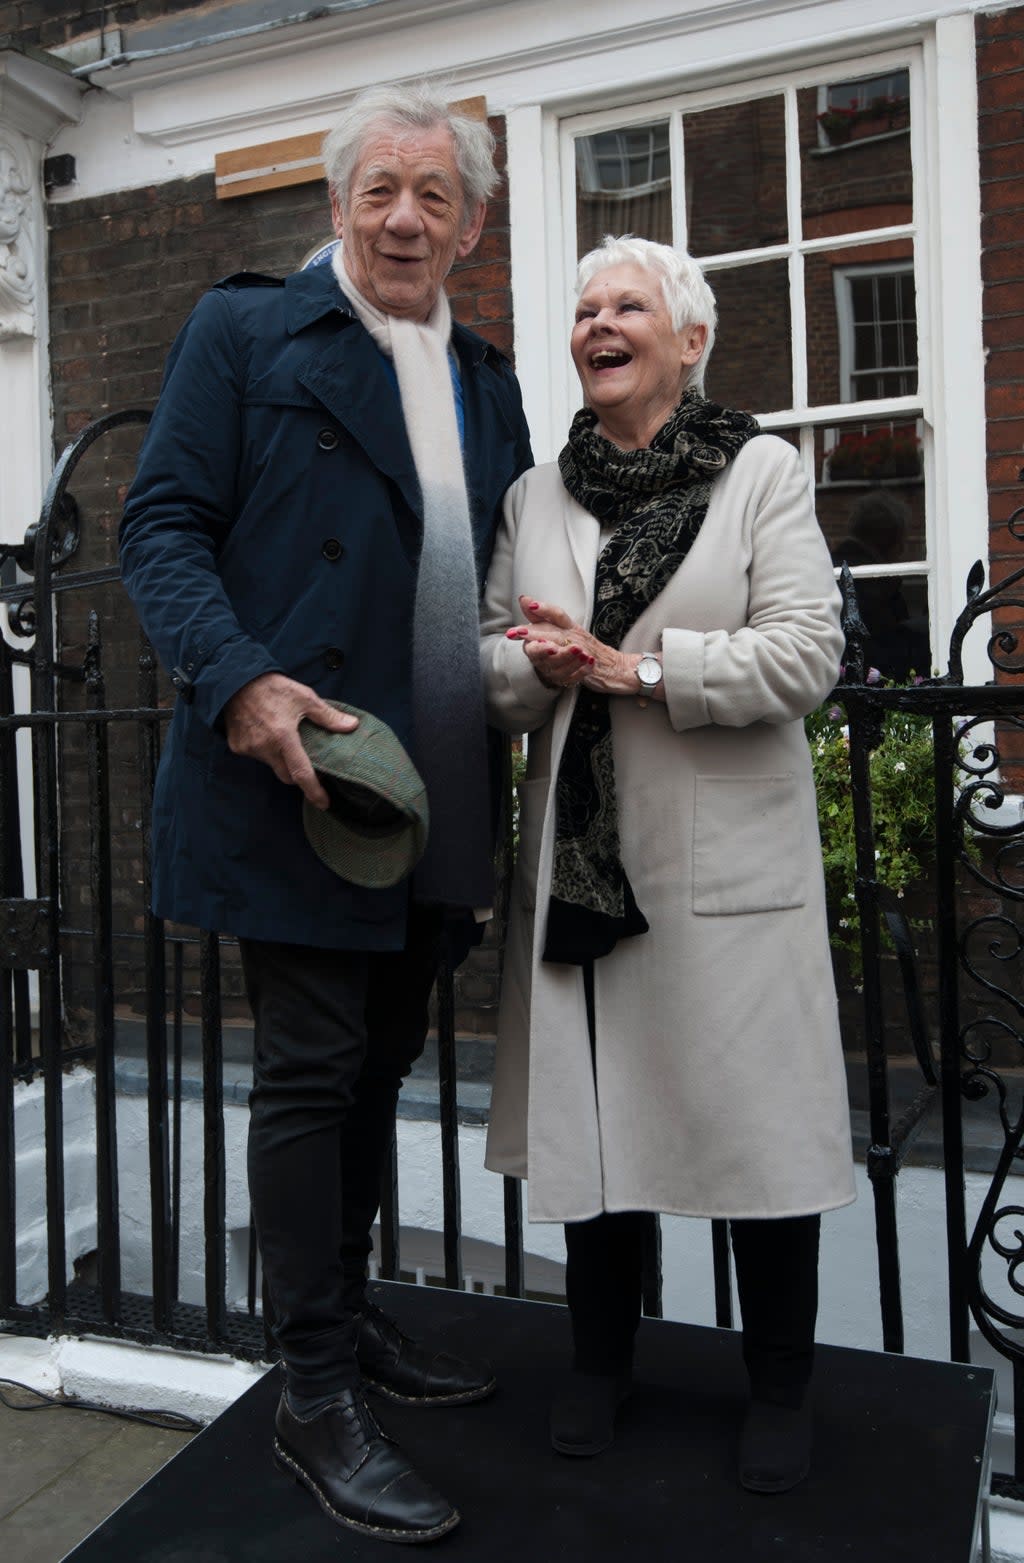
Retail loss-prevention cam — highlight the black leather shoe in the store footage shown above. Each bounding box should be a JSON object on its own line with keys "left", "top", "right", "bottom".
{"left": 549, "top": 1369, "right": 632, "bottom": 1457}
{"left": 738, "top": 1399, "right": 813, "bottom": 1493}
{"left": 273, "top": 1388, "right": 459, "bottom": 1543}
{"left": 354, "top": 1300, "right": 497, "bottom": 1406}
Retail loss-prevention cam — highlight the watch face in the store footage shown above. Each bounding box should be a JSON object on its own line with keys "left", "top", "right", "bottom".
{"left": 637, "top": 655, "right": 663, "bottom": 690}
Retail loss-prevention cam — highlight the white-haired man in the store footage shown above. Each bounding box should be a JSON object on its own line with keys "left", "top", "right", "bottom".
{"left": 121, "top": 82, "right": 532, "bottom": 1543}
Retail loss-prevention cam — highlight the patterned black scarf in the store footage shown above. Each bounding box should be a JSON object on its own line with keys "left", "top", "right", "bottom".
{"left": 543, "top": 388, "right": 760, "bottom": 965}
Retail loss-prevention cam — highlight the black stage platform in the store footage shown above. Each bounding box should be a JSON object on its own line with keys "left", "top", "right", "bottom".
{"left": 64, "top": 1281, "right": 995, "bottom": 1562}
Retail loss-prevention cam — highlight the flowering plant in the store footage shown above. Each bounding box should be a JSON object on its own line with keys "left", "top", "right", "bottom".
{"left": 826, "top": 428, "right": 922, "bottom": 482}
{"left": 806, "top": 685, "right": 939, "bottom": 973}
{"left": 817, "top": 94, "right": 910, "bottom": 145}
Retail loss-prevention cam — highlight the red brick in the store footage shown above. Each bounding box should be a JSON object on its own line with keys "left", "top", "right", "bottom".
{"left": 983, "top": 246, "right": 1024, "bottom": 283}
{"left": 979, "top": 10, "right": 1024, "bottom": 41}
{"left": 981, "top": 141, "right": 1024, "bottom": 180}
{"left": 979, "top": 107, "right": 1024, "bottom": 146}
{"left": 978, "top": 69, "right": 1024, "bottom": 110}
{"left": 988, "top": 489, "right": 1024, "bottom": 524}
{"left": 986, "top": 345, "right": 1024, "bottom": 378}
{"left": 987, "top": 383, "right": 1024, "bottom": 418}
{"left": 978, "top": 37, "right": 1024, "bottom": 74}
{"left": 989, "top": 418, "right": 1024, "bottom": 453}
{"left": 988, "top": 454, "right": 1024, "bottom": 487}
{"left": 985, "top": 279, "right": 1024, "bottom": 315}
{"left": 983, "top": 210, "right": 1024, "bottom": 247}
{"left": 476, "top": 289, "right": 512, "bottom": 321}
{"left": 984, "top": 311, "right": 1024, "bottom": 349}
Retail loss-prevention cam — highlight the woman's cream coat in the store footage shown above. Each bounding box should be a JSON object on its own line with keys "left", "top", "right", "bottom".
{"left": 480, "top": 436, "right": 856, "bottom": 1223}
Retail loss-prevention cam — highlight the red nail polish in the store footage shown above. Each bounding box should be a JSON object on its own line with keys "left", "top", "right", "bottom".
{"left": 527, "top": 601, "right": 540, "bottom": 612}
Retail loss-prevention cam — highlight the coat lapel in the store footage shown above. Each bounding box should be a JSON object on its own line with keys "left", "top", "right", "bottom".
{"left": 296, "top": 332, "right": 424, "bottom": 520}
{"left": 285, "top": 268, "right": 423, "bottom": 519}
{"left": 564, "top": 492, "right": 600, "bottom": 622}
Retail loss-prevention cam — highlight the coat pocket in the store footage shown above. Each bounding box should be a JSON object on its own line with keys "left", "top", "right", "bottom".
{"left": 692, "top": 774, "right": 806, "bottom": 915}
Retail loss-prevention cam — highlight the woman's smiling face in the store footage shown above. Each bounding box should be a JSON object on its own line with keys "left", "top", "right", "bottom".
{"left": 570, "top": 262, "right": 706, "bottom": 447}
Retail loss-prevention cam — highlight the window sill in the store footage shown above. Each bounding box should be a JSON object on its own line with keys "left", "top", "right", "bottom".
{"left": 810, "top": 128, "right": 911, "bottom": 156}
{"left": 821, "top": 476, "right": 924, "bottom": 488}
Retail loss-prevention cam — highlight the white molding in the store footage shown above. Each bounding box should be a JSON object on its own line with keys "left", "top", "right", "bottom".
{"left": 926, "top": 12, "right": 989, "bottom": 685}
{"left": 85, "top": 0, "right": 840, "bottom": 106}
{"left": 0, "top": 47, "right": 84, "bottom": 142}
{"left": 507, "top": 104, "right": 557, "bottom": 465}
{"left": 0, "top": 129, "right": 35, "bottom": 339}
{"left": 63, "top": 0, "right": 977, "bottom": 155}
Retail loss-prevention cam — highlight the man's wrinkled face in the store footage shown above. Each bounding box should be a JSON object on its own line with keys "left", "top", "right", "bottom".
{"left": 332, "top": 121, "right": 485, "bottom": 321}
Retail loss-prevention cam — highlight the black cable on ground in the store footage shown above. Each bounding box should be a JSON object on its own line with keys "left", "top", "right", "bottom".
{"left": 0, "top": 1376, "right": 202, "bottom": 1432}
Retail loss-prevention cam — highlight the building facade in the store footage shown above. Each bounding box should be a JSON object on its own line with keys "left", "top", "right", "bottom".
{"left": 1, "top": 0, "right": 1020, "bottom": 678}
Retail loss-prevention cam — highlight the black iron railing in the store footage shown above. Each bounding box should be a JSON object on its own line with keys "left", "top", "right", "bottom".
{"left": 3, "top": 413, "right": 1024, "bottom": 1486}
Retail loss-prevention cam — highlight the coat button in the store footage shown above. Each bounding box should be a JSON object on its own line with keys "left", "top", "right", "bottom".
{"left": 317, "top": 428, "right": 340, "bottom": 451}
{"left": 324, "top": 647, "right": 345, "bottom": 671}
{"left": 321, "top": 538, "right": 343, "bottom": 561}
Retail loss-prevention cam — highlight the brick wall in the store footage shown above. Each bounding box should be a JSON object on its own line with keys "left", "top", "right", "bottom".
{"left": 978, "top": 6, "right": 1024, "bottom": 783}
{"left": 45, "top": 122, "right": 513, "bottom": 1036}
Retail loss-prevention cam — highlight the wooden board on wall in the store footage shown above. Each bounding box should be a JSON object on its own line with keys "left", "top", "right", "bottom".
{"left": 214, "top": 97, "right": 488, "bottom": 201}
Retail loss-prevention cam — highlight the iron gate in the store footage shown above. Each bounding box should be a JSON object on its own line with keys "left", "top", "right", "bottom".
{"left": 3, "top": 414, "right": 1024, "bottom": 1484}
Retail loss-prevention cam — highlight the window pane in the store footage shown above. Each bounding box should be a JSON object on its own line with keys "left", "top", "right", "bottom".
{"left": 683, "top": 96, "right": 787, "bottom": 256}
{"left": 805, "top": 246, "right": 917, "bottom": 406}
{"left": 704, "top": 259, "right": 791, "bottom": 413}
{"left": 575, "top": 121, "right": 673, "bottom": 257}
{"left": 799, "top": 73, "right": 912, "bottom": 243}
{"left": 813, "top": 419, "right": 928, "bottom": 680}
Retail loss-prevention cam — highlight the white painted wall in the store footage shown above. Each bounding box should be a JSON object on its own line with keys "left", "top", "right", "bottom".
{"left": 13, "top": 1068, "right": 1023, "bottom": 1379}
{"left": 13, "top": 1067, "right": 96, "bottom": 1301}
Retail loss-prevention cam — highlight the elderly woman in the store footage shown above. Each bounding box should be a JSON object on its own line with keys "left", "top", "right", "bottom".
{"left": 480, "top": 235, "right": 855, "bottom": 1494}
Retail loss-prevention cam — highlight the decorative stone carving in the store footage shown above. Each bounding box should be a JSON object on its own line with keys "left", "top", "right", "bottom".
{"left": 0, "top": 133, "right": 35, "bottom": 341}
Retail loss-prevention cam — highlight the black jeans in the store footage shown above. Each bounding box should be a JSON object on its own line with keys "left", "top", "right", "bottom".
{"left": 564, "top": 1210, "right": 821, "bottom": 1406}
{"left": 239, "top": 906, "right": 442, "bottom": 1401}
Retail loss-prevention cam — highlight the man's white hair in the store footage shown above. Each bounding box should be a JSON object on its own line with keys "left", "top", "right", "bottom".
{"left": 322, "top": 81, "right": 498, "bottom": 228}
{"left": 576, "top": 235, "right": 718, "bottom": 392}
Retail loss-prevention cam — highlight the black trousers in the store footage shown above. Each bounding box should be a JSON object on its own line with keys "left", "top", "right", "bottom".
{"left": 564, "top": 1211, "right": 821, "bottom": 1405}
{"left": 238, "top": 906, "right": 442, "bottom": 1401}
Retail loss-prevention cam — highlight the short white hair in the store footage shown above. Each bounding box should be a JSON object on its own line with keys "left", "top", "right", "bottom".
{"left": 575, "top": 235, "right": 718, "bottom": 392}
{"left": 322, "top": 81, "right": 498, "bottom": 228}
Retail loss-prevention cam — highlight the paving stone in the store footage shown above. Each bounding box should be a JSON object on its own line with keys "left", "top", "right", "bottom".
{"left": 0, "top": 1397, "right": 193, "bottom": 1563}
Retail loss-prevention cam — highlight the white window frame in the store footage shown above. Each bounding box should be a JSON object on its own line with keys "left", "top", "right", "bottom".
{"left": 833, "top": 260, "right": 918, "bottom": 406}
{"left": 524, "top": 23, "right": 986, "bottom": 684}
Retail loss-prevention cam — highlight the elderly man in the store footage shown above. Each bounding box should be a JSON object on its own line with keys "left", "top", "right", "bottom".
{"left": 120, "top": 82, "right": 532, "bottom": 1543}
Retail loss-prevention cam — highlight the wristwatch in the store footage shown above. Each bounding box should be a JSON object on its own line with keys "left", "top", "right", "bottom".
{"left": 635, "top": 654, "right": 663, "bottom": 707}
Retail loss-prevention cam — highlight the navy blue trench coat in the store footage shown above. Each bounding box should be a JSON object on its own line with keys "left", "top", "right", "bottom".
{"left": 120, "top": 263, "right": 533, "bottom": 949}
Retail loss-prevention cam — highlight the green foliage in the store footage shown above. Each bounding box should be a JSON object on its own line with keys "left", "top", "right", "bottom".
{"left": 510, "top": 741, "right": 527, "bottom": 853}
{"left": 806, "top": 698, "right": 939, "bottom": 972}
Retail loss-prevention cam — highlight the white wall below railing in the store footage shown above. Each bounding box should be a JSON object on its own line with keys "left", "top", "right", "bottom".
{"left": 6, "top": 1065, "right": 1024, "bottom": 1558}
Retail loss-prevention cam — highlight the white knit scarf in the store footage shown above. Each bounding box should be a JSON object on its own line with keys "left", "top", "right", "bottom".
{"left": 332, "top": 247, "right": 493, "bottom": 909}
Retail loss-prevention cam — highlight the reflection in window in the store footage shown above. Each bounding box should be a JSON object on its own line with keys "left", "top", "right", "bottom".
{"left": 800, "top": 74, "right": 912, "bottom": 240}
{"left": 575, "top": 122, "right": 672, "bottom": 255}
{"left": 819, "top": 68, "right": 911, "bottom": 148}
{"left": 805, "top": 247, "right": 917, "bottom": 406}
{"left": 704, "top": 259, "right": 792, "bottom": 414}
{"left": 683, "top": 97, "right": 787, "bottom": 256}
{"left": 839, "top": 266, "right": 917, "bottom": 401}
{"left": 815, "top": 422, "right": 929, "bottom": 682}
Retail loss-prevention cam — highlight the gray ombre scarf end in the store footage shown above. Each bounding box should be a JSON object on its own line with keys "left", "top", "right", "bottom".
{"left": 331, "top": 250, "right": 494, "bottom": 909}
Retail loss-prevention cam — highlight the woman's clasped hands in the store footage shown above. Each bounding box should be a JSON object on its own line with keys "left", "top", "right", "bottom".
{"left": 506, "top": 595, "right": 636, "bottom": 695}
